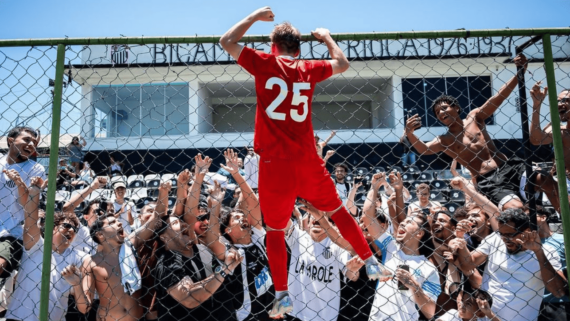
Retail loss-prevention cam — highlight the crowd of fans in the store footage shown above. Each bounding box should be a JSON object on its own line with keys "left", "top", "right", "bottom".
{"left": 0, "top": 84, "right": 568, "bottom": 321}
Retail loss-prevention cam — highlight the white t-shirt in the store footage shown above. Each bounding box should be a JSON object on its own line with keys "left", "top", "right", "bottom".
{"left": 369, "top": 232, "right": 441, "bottom": 321}
{"left": 436, "top": 309, "right": 462, "bottom": 321}
{"left": 6, "top": 238, "right": 85, "bottom": 321}
{"left": 113, "top": 201, "right": 137, "bottom": 234}
{"left": 286, "top": 225, "right": 350, "bottom": 321}
{"left": 0, "top": 270, "right": 16, "bottom": 312}
{"left": 77, "top": 169, "right": 94, "bottom": 184}
{"left": 334, "top": 181, "right": 351, "bottom": 206}
{"left": 408, "top": 200, "right": 442, "bottom": 212}
{"left": 477, "top": 232, "right": 562, "bottom": 321}
{"left": 436, "top": 309, "right": 490, "bottom": 321}
{"left": 244, "top": 154, "right": 260, "bottom": 189}
{"left": 0, "top": 156, "right": 46, "bottom": 239}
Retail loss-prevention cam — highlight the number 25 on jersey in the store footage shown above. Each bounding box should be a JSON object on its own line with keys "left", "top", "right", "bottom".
{"left": 265, "top": 77, "right": 311, "bottom": 122}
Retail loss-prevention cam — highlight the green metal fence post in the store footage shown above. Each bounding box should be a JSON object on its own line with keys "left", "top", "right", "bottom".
{"left": 0, "top": 28, "right": 570, "bottom": 46}
{"left": 39, "top": 43, "right": 66, "bottom": 321}
{"left": 542, "top": 34, "right": 570, "bottom": 284}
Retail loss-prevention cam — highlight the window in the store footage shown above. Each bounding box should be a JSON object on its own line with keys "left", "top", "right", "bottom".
{"left": 402, "top": 76, "right": 493, "bottom": 127}
{"left": 312, "top": 101, "right": 372, "bottom": 130}
{"left": 211, "top": 100, "right": 373, "bottom": 133}
{"left": 212, "top": 103, "right": 256, "bottom": 133}
{"left": 92, "top": 84, "right": 189, "bottom": 137}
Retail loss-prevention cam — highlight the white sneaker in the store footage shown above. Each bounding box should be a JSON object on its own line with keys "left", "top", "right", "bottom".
{"left": 365, "top": 258, "right": 391, "bottom": 281}
{"left": 269, "top": 292, "right": 293, "bottom": 319}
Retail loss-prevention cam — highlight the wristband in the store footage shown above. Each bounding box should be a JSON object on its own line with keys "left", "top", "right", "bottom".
{"left": 214, "top": 265, "right": 228, "bottom": 278}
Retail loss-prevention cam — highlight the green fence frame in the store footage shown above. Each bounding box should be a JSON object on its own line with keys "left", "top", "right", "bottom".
{"left": 0, "top": 27, "right": 569, "bottom": 321}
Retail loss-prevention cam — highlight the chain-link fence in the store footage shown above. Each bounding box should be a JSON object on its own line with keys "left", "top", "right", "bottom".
{"left": 0, "top": 29, "right": 569, "bottom": 321}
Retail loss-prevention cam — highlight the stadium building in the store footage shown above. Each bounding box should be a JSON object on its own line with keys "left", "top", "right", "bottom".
{"left": 69, "top": 36, "right": 570, "bottom": 176}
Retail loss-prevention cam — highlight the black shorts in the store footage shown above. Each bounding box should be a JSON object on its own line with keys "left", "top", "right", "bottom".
{"left": 539, "top": 302, "right": 570, "bottom": 321}
{"left": 476, "top": 158, "right": 528, "bottom": 206}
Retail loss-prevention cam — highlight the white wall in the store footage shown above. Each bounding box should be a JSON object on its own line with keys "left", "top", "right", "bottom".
{"left": 79, "top": 59, "right": 570, "bottom": 151}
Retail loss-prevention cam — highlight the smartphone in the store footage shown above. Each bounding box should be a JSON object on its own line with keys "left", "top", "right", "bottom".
{"left": 398, "top": 264, "right": 410, "bottom": 291}
{"left": 407, "top": 107, "right": 418, "bottom": 116}
{"left": 354, "top": 176, "right": 363, "bottom": 185}
{"left": 421, "top": 208, "right": 431, "bottom": 216}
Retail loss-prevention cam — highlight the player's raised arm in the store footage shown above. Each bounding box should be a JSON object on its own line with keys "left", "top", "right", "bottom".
{"left": 311, "top": 28, "right": 349, "bottom": 75}
{"left": 220, "top": 7, "right": 275, "bottom": 60}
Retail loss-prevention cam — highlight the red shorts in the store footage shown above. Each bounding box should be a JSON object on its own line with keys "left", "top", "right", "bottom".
{"left": 258, "top": 157, "right": 342, "bottom": 229}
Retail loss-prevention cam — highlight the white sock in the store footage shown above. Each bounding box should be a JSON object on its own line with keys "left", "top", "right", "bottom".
{"left": 275, "top": 290, "right": 289, "bottom": 298}
{"left": 364, "top": 256, "right": 378, "bottom": 265}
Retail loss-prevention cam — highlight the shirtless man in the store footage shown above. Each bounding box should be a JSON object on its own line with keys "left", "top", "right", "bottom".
{"left": 81, "top": 181, "right": 167, "bottom": 320}
{"left": 405, "top": 54, "right": 561, "bottom": 212}
{"left": 530, "top": 83, "right": 570, "bottom": 178}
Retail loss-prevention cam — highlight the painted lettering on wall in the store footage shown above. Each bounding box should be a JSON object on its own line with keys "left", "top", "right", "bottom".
{"left": 113, "top": 37, "right": 514, "bottom": 65}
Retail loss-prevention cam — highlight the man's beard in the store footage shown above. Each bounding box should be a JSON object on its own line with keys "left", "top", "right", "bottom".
{"left": 506, "top": 243, "right": 522, "bottom": 254}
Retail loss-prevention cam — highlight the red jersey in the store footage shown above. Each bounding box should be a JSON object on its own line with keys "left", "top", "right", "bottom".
{"left": 237, "top": 46, "right": 333, "bottom": 160}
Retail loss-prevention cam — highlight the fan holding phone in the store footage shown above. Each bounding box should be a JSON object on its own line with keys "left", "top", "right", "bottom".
{"left": 363, "top": 172, "right": 441, "bottom": 321}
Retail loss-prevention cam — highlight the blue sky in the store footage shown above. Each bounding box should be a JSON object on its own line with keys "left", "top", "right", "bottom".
{"left": 0, "top": 0, "right": 568, "bottom": 136}
{"left": 2, "top": 0, "right": 569, "bottom": 38}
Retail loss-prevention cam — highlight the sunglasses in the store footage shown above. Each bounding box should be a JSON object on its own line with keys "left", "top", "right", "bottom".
{"left": 197, "top": 214, "right": 210, "bottom": 222}
{"left": 60, "top": 223, "right": 78, "bottom": 233}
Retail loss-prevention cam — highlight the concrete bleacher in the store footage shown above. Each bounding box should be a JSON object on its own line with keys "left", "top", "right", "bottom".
{"left": 54, "top": 166, "right": 561, "bottom": 224}
{"left": 54, "top": 173, "right": 181, "bottom": 212}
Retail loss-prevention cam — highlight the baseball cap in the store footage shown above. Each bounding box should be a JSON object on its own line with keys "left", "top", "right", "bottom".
{"left": 113, "top": 181, "right": 126, "bottom": 189}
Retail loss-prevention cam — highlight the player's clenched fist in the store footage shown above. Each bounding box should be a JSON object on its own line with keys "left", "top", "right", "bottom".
{"left": 311, "top": 28, "right": 331, "bottom": 41}
{"left": 252, "top": 7, "right": 275, "bottom": 22}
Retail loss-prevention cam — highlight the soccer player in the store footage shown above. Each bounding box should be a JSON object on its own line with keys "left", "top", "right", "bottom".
{"left": 405, "top": 55, "right": 562, "bottom": 214}
{"left": 220, "top": 6, "right": 384, "bottom": 318}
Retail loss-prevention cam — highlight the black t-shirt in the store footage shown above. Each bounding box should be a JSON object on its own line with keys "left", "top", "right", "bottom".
{"left": 231, "top": 231, "right": 274, "bottom": 321}
{"left": 56, "top": 165, "right": 74, "bottom": 186}
{"left": 400, "top": 136, "right": 412, "bottom": 153}
{"left": 153, "top": 245, "right": 238, "bottom": 321}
